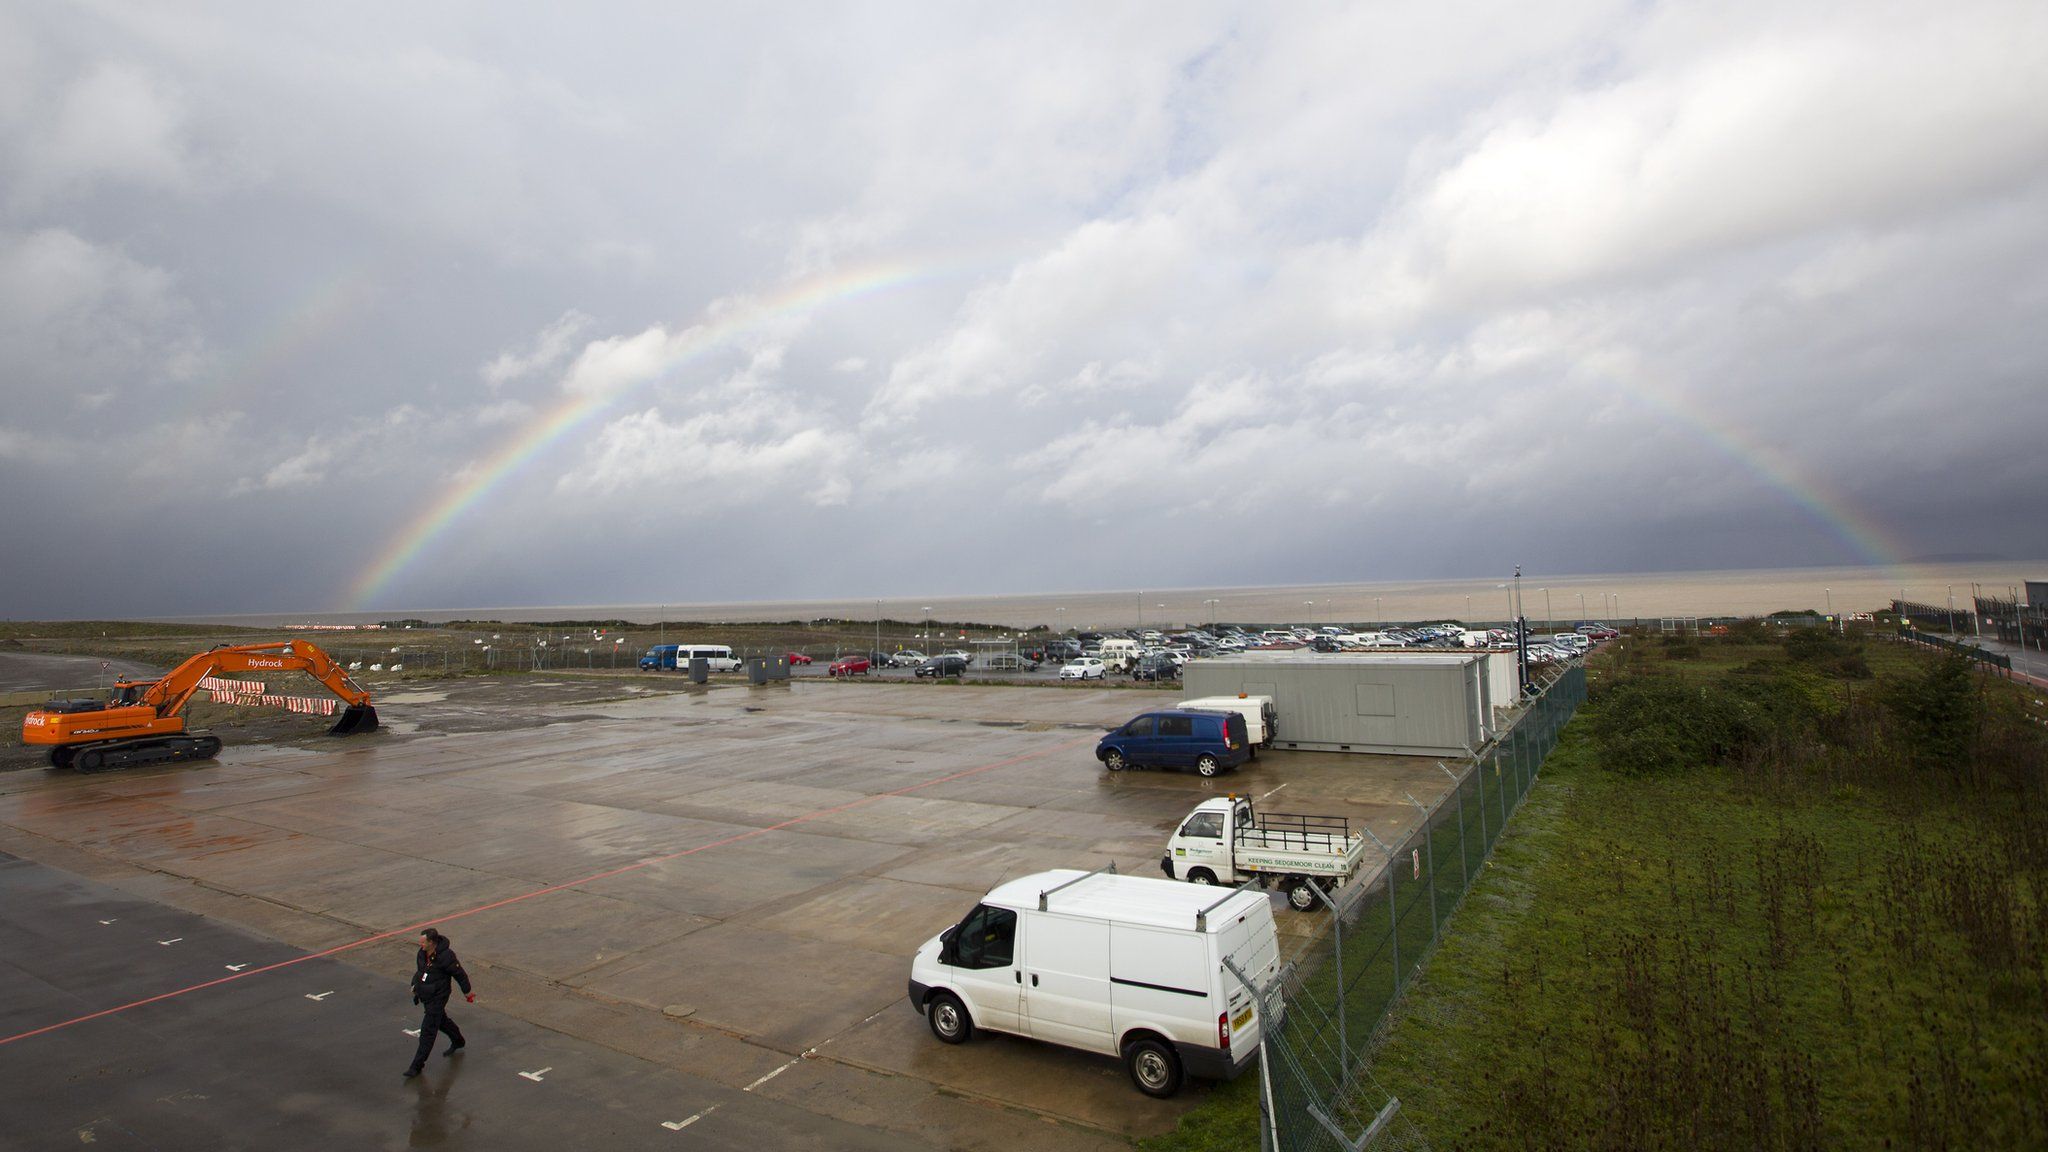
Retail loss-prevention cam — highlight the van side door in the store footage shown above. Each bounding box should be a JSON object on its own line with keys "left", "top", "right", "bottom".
{"left": 1021, "top": 914, "right": 1114, "bottom": 1054}
{"left": 943, "top": 903, "right": 1024, "bottom": 1034}
{"left": 1156, "top": 713, "right": 1196, "bottom": 767}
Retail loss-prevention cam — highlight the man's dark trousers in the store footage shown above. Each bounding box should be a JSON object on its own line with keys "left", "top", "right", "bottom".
{"left": 408, "top": 999, "right": 465, "bottom": 1072}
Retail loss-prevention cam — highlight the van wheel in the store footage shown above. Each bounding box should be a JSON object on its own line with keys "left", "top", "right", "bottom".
{"left": 927, "top": 992, "right": 973, "bottom": 1044}
{"left": 1125, "top": 1036, "right": 1184, "bottom": 1098}
{"left": 1195, "top": 754, "right": 1222, "bottom": 777}
{"left": 1187, "top": 867, "right": 1217, "bottom": 886}
{"left": 1103, "top": 749, "right": 1127, "bottom": 772}
{"left": 1287, "top": 877, "right": 1320, "bottom": 911}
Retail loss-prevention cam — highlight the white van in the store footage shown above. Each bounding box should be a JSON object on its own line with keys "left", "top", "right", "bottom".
{"left": 908, "top": 868, "right": 1281, "bottom": 1098}
{"left": 1176, "top": 694, "right": 1277, "bottom": 752}
{"left": 1096, "top": 637, "right": 1141, "bottom": 672}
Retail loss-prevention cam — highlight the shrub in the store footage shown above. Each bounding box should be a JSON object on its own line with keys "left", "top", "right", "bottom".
{"left": 1883, "top": 656, "right": 1984, "bottom": 771}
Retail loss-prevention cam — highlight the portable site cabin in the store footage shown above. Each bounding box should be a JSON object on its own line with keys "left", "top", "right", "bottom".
{"left": 1180, "top": 653, "right": 1499, "bottom": 756}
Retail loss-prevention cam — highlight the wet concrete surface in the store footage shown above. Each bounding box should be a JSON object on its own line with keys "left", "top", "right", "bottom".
{"left": 0, "top": 673, "right": 1461, "bottom": 1148}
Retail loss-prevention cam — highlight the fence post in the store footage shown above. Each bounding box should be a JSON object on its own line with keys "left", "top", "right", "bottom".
{"left": 1405, "top": 792, "right": 1436, "bottom": 942}
{"left": 1440, "top": 763, "right": 1468, "bottom": 892}
{"left": 1498, "top": 745, "right": 1510, "bottom": 828}
{"left": 1387, "top": 863, "right": 1400, "bottom": 993}
{"left": 1475, "top": 753, "right": 1490, "bottom": 847}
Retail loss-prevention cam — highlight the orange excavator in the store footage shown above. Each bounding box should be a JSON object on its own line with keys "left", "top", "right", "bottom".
{"left": 22, "top": 641, "right": 378, "bottom": 772}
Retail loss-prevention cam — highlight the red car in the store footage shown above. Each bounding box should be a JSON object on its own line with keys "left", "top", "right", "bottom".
{"left": 785, "top": 652, "right": 814, "bottom": 665}
{"left": 828, "top": 655, "right": 871, "bottom": 677}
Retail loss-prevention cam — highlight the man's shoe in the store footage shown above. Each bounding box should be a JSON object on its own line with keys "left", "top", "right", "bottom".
{"left": 443, "top": 1043, "right": 465, "bottom": 1058}
{"left": 403, "top": 1067, "right": 423, "bottom": 1080}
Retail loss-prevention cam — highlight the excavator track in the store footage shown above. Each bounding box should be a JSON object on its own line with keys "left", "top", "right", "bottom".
{"left": 62, "top": 735, "right": 224, "bottom": 773}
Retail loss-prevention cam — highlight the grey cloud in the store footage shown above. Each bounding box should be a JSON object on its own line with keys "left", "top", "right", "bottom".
{"left": 0, "top": 2, "right": 2043, "bottom": 618}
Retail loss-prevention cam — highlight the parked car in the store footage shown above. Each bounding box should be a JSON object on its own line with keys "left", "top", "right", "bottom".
{"left": 984, "top": 653, "right": 1040, "bottom": 671}
{"left": 889, "top": 650, "right": 928, "bottom": 668}
{"left": 915, "top": 655, "right": 970, "bottom": 678}
{"left": 1133, "top": 653, "right": 1181, "bottom": 681}
{"left": 1060, "top": 657, "right": 1107, "bottom": 681}
{"left": 829, "top": 655, "right": 872, "bottom": 677}
{"left": 1097, "top": 709, "right": 1252, "bottom": 777}
{"left": 784, "top": 652, "right": 814, "bottom": 665}
{"left": 1045, "top": 639, "right": 1083, "bottom": 661}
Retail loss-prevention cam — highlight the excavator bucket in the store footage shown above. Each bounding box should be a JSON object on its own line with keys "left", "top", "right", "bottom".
{"left": 330, "top": 705, "right": 379, "bottom": 736}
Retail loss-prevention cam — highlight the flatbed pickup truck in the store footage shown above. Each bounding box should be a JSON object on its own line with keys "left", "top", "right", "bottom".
{"left": 1159, "top": 795, "right": 1368, "bottom": 910}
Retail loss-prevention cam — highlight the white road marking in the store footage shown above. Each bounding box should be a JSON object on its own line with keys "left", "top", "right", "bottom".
{"left": 1260, "top": 783, "right": 1289, "bottom": 800}
{"left": 98, "top": 919, "right": 117, "bottom": 925}
{"left": 224, "top": 964, "right": 247, "bottom": 972}
{"left": 743, "top": 1058, "right": 801, "bottom": 1092}
{"left": 660, "top": 1105, "right": 718, "bottom": 1131}
{"left": 304, "top": 991, "right": 334, "bottom": 1001}
{"left": 157, "top": 938, "right": 182, "bottom": 946}
{"left": 402, "top": 1029, "right": 421, "bottom": 1037}
{"left": 518, "top": 1067, "right": 552, "bottom": 1082}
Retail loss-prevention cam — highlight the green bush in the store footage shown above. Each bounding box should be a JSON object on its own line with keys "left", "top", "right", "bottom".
{"left": 1883, "top": 655, "right": 1984, "bottom": 770}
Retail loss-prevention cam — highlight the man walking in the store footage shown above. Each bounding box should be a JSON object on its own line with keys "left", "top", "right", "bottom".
{"left": 404, "top": 927, "right": 474, "bottom": 1080}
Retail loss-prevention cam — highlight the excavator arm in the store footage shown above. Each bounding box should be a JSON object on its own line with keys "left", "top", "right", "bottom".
{"left": 144, "top": 641, "right": 374, "bottom": 723}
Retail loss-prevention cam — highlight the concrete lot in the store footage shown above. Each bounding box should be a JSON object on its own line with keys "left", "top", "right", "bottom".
{"left": 0, "top": 672, "right": 1460, "bottom": 1149}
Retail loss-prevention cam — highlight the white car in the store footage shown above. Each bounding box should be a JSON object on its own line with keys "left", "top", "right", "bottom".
{"left": 888, "top": 650, "right": 928, "bottom": 667}
{"left": 1060, "top": 657, "right": 1107, "bottom": 680}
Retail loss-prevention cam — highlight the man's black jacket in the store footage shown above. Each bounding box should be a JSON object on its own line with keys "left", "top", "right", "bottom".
{"left": 412, "top": 943, "right": 473, "bottom": 1006}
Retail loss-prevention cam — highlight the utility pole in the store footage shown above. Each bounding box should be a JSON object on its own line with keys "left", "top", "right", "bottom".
{"left": 1513, "top": 566, "right": 1528, "bottom": 693}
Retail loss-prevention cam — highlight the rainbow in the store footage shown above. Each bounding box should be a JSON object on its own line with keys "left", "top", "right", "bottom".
{"left": 346, "top": 260, "right": 933, "bottom": 609}
{"left": 1614, "top": 363, "right": 1910, "bottom": 575}
{"left": 200, "top": 267, "right": 382, "bottom": 417}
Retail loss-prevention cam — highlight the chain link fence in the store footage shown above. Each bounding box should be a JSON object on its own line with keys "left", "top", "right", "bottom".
{"left": 1241, "top": 662, "right": 1589, "bottom": 1152}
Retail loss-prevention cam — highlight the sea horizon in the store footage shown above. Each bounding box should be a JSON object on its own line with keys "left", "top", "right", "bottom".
{"left": 143, "top": 559, "right": 2048, "bottom": 633}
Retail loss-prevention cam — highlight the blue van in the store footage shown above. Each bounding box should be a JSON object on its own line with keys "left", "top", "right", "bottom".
{"left": 1097, "top": 709, "right": 1252, "bottom": 777}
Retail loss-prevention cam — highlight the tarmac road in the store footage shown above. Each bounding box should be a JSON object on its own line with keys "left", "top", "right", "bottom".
{"left": 0, "top": 849, "right": 922, "bottom": 1152}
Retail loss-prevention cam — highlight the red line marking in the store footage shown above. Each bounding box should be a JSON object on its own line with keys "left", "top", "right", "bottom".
{"left": 1, "top": 733, "right": 1091, "bottom": 1047}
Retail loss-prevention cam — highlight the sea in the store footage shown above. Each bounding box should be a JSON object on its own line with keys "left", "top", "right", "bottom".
{"left": 172, "top": 561, "right": 2045, "bottom": 633}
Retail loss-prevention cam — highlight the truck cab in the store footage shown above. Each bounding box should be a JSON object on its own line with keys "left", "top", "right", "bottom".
{"left": 1161, "top": 796, "right": 1365, "bottom": 910}
{"left": 1165, "top": 797, "right": 1255, "bottom": 888}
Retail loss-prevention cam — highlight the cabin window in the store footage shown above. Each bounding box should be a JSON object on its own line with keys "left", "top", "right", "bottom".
{"left": 1182, "top": 812, "right": 1226, "bottom": 839}
{"left": 953, "top": 905, "right": 1016, "bottom": 970}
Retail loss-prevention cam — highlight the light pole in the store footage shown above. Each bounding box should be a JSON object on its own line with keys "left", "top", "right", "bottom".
{"left": 1972, "top": 584, "right": 1982, "bottom": 638}
{"left": 1465, "top": 594, "right": 1472, "bottom": 623}
{"left": 1137, "top": 592, "right": 1143, "bottom": 631}
{"left": 1375, "top": 596, "right": 1382, "bottom": 625}
{"left": 875, "top": 600, "right": 882, "bottom": 660}
{"left": 1946, "top": 585, "right": 1955, "bottom": 636}
{"left": 1541, "top": 588, "right": 1552, "bottom": 630}
{"left": 922, "top": 606, "right": 933, "bottom": 643}
{"left": 1055, "top": 607, "right": 1066, "bottom": 636}
{"left": 1203, "top": 599, "right": 1220, "bottom": 630}
{"left": 1511, "top": 568, "right": 1527, "bottom": 692}
{"left": 1578, "top": 592, "right": 1586, "bottom": 622}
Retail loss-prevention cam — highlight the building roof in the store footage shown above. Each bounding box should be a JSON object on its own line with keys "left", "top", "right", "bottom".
{"left": 1199, "top": 653, "right": 1478, "bottom": 668}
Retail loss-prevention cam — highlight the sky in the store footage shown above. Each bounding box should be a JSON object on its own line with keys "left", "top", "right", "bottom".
{"left": 2, "top": 1, "right": 2045, "bottom": 619}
